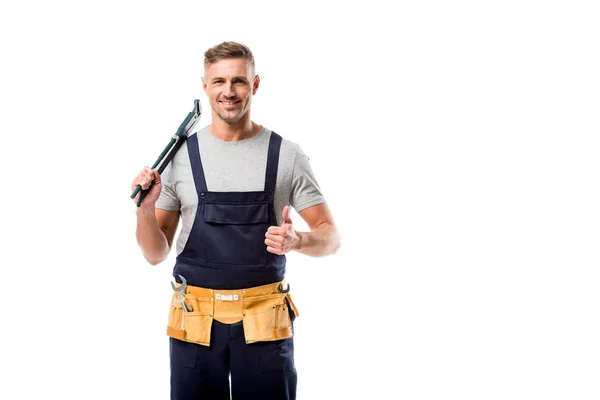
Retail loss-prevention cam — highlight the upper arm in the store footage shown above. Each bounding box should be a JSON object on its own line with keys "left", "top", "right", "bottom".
{"left": 289, "top": 146, "right": 326, "bottom": 214}
{"left": 297, "top": 202, "right": 335, "bottom": 231}
{"left": 155, "top": 208, "right": 180, "bottom": 249}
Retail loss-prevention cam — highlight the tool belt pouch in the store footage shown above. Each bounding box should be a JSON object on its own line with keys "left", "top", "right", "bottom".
{"left": 242, "top": 292, "right": 300, "bottom": 344}
{"left": 166, "top": 294, "right": 213, "bottom": 346}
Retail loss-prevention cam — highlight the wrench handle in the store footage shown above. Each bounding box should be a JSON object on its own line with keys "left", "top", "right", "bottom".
{"left": 176, "top": 294, "right": 191, "bottom": 312}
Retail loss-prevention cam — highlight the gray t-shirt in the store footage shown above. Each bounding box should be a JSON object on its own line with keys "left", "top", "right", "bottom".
{"left": 156, "top": 126, "right": 326, "bottom": 256}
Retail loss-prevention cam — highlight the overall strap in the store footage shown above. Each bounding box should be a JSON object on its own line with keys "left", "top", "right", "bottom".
{"left": 264, "top": 132, "right": 282, "bottom": 192}
{"left": 186, "top": 133, "right": 208, "bottom": 195}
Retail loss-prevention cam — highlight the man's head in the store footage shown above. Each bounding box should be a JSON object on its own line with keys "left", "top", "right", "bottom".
{"left": 202, "top": 41, "right": 259, "bottom": 124}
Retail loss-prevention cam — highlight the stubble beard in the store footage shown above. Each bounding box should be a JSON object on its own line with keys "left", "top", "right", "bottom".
{"left": 212, "top": 99, "right": 248, "bottom": 123}
{"left": 216, "top": 108, "right": 244, "bottom": 123}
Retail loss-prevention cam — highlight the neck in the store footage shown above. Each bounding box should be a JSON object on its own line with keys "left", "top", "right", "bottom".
{"left": 209, "top": 113, "right": 260, "bottom": 142}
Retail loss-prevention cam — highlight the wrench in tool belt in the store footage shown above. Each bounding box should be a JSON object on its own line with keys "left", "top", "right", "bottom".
{"left": 171, "top": 275, "right": 193, "bottom": 312}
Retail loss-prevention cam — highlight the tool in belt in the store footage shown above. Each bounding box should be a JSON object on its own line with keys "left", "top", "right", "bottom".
{"left": 167, "top": 275, "right": 299, "bottom": 346}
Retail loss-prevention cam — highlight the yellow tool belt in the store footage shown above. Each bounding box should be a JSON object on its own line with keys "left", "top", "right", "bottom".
{"left": 166, "top": 280, "right": 299, "bottom": 346}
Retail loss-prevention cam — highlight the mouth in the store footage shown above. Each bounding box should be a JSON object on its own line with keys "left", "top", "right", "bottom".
{"left": 219, "top": 100, "right": 241, "bottom": 109}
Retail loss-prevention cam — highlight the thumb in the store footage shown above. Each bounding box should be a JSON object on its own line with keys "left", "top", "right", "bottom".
{"left": 147, "top": 169, "right": 162, "bottom": 199}
{"left": 152, "top": 168, "right": 162, "bottom": 185}
{"left": 282, "top": 205, "right": 292, "bottom": 225}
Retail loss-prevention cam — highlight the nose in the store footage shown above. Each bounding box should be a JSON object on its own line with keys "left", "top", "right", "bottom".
{"left": 224, "top": 83, "right": 235, "bottom": 97}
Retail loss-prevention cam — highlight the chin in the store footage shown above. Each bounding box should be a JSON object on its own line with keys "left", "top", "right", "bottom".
{"left": 218, "top": 110, "right": 246, "bottom": 123}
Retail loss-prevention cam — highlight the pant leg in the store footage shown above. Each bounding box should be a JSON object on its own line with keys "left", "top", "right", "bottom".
{"left": 170, "top": 321, "right": 231, "bottom": 400}
{"left": 229, "top": 322, "right": 297, "bottom": 400}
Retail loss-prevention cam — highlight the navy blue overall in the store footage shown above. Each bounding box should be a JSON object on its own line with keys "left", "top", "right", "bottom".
{"left": 169, "top": 132, "right": 297, "bottom": 400}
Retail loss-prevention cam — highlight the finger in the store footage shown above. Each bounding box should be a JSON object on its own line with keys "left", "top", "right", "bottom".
{"left": 133, "top": 168, "right": 153, "bottom": 189}
{"left": 264, "top": 238, "right": 282, "bottom": 249}
{"left": 141, "top": 167, "right": 153, "bottom": 182}
{"left": 133, "top": 176, "right": 150, "bottom": 190}
{"left": 151, "top": 169, "right": 162, "bottom": 186}
{"left": 282, "top": 205, "right": 292, "bottom": 225}
{"left": 267, "top": 226, "right": 285, "bottom": 235}
{"left": 266, "top": 245, "right": 282, "bottom": 255}
{"left": 140, "top": 178, "right": 151, "bottom": 190}
{"left": 132, "top": 169, "right": 147, "bottom": 189}
{"left": 143, "top": 168, "right": 155, "bottom": 180}
{"left": 139, "top": 168, "right": 161, "bottom": 188}
{"left": 265, "top": 232, "right": 285, "bottom": 243}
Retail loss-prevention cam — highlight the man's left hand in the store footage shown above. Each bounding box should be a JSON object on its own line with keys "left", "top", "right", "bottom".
{"left": 265, "top": 205, "right": 300, "bottom": 255}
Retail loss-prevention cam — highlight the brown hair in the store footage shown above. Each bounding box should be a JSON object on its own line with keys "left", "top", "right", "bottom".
{"left": 204, "top": 41, "right": 255, "bottom": 75}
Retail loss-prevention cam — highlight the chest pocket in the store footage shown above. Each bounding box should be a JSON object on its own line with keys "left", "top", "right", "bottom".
{"left": 202, "top": 202, "right": 270, "bottom": 266}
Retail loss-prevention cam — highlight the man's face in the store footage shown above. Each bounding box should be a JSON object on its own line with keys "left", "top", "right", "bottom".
{"left": 202, "top": 57, "right": 259, "bottom": 124}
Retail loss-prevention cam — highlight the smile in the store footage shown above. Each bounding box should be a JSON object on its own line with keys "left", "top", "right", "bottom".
{"left": 219, "top": 100, "right": 241, "bottom": 111}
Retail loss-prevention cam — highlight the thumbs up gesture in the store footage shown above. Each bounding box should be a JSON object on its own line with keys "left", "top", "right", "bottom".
{"left": 265, "top": 205, "right": 300, "bottom": 255}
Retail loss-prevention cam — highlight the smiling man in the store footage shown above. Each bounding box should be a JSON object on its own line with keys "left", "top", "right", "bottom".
{"left": 206, "top": 58, "right": 256, "bottom": 124}
{"left": 131, "top": 41, "right": 341, "bottom": 399}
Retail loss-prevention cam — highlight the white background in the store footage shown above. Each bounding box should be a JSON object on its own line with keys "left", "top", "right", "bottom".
{"left": 1, "top": 0, "right": 599, "bottom": 399}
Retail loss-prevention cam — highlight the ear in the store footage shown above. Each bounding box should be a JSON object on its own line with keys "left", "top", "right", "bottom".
{"left": 202, "top": 77, "right": 208, "bottom": 95}
{"left": 253, "top": 74, "right": 260, "bottom": 95}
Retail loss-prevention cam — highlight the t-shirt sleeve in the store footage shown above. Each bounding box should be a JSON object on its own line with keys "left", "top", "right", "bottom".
{"left": 289, "top": 146, "right": 326, "bottom": 212}
{"left": 155, "top": 162, "right": 181, "bottom": 211}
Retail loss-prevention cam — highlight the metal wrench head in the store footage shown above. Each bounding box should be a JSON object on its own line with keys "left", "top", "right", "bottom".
{"left": 277, "top": 282, "right": 290, "bottom": 294}
{"left": 171, "top": 274, "right": 187, "bottom": 294}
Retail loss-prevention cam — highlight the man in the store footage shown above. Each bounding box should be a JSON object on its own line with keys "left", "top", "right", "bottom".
{"left": 131, "top": 41, "right": 340, "bottom": 399}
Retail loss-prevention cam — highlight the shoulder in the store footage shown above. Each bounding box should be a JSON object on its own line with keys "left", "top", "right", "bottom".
{"left": 186, "top": 126, "right": 208, "bottom": 147}
{"left": 270, "top": 130, "right": 305, "bottom": 163}
{"left": 175, "top": 127, "right": 208, "bottom": 161}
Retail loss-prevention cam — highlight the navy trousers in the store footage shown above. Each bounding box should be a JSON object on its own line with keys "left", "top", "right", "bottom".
{"left": 170, "top": 320, "right": 297, "bottom": 399}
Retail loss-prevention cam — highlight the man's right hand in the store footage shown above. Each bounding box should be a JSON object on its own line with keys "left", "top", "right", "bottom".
{"left": 131, "top": 166, "right": 162, "bottom": 208}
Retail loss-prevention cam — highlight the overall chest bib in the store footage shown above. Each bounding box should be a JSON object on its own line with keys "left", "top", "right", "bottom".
{"left": 173, "top": 132, "right": 286, "bottom": 290}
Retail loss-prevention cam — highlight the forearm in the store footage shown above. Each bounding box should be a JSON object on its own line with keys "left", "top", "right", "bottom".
{"left": 135, "top": 207, "right": 170, "bottom": 265}
{"left": 294, "top": 223, "right": 341, "bottom": 257}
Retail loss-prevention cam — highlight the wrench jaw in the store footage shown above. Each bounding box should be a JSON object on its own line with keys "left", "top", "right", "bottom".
{"left": 171, "top": 274, "right": 187, "bottom": 292}
{"left": 277, "top": 282, "right": 290, "bottom": 294}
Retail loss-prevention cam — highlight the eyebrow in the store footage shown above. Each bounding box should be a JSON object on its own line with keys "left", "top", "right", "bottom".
{"left": 211, "top": 76, "right": 249, "bottom": 83}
